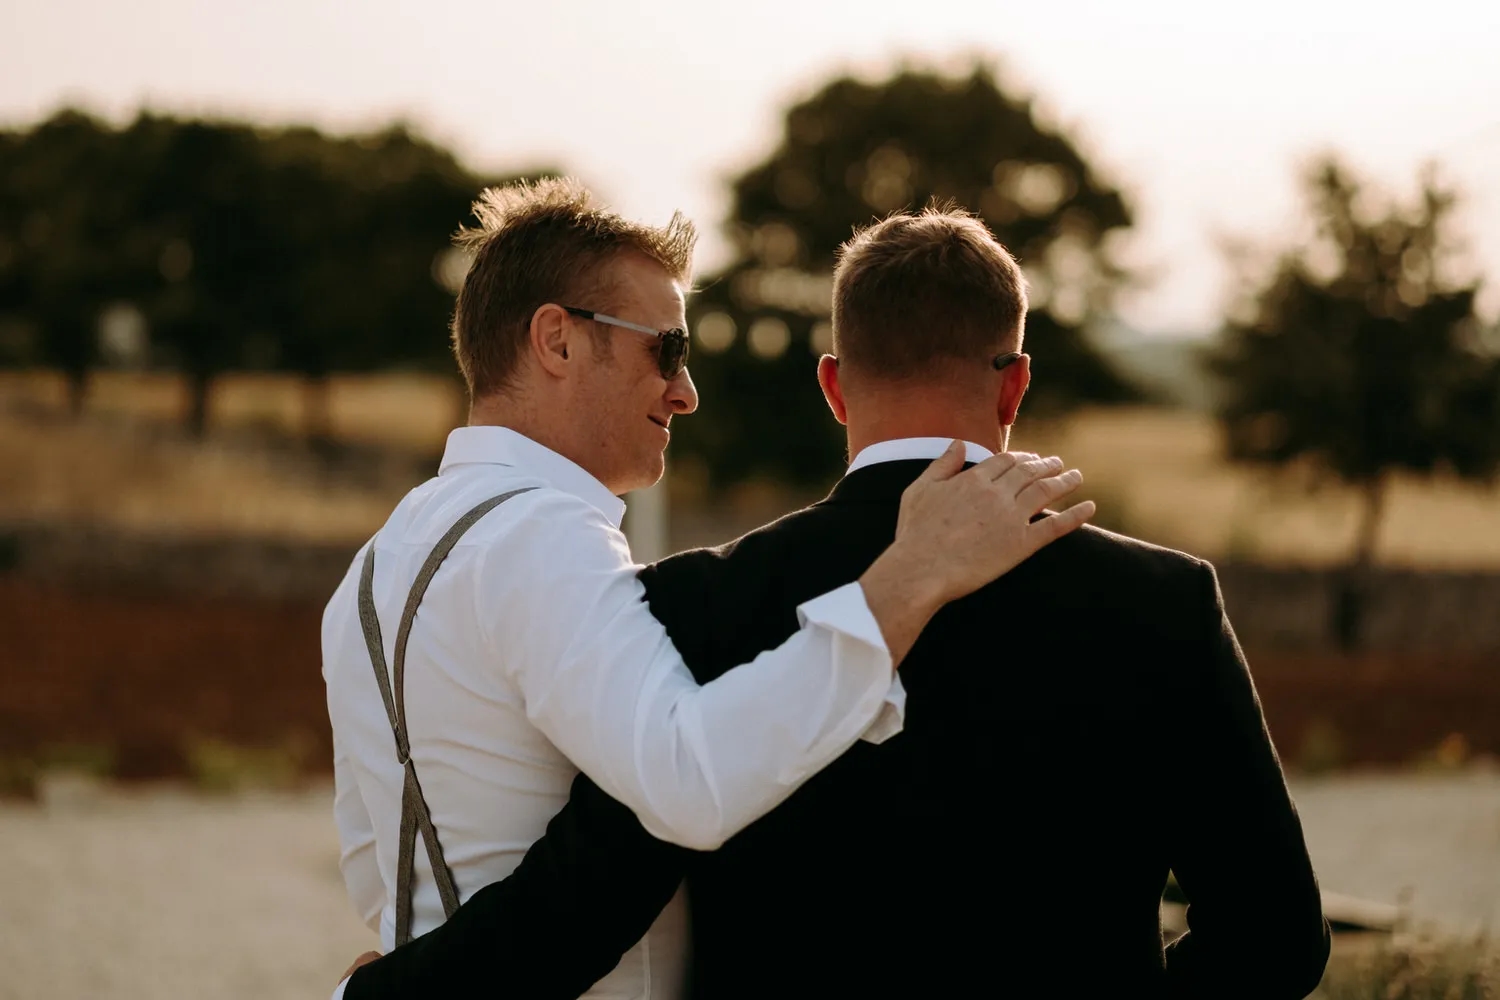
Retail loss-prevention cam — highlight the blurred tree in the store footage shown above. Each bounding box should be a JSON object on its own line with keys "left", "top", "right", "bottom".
{"left": 676, "top": 65, "right": 1140, "bottom": 488}
{"left": 0, "top": 110, "right": 138, "bottom": 411}
{"left": 123, "top": 115, "right": 497, "bottom": 438}
{"left": 252, "top": 123, "right": 497, "bottom": 445}
{"left": 0, "top": 110, "right": 533, "bottom": 439}
{"left": 127, "top": 116, "right": 275, "bottom": 434}
{"left": 1211, "top": 157, "right": 1500, "bottom": 647}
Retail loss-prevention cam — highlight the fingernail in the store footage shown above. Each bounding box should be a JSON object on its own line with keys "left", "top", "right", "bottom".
{"left": 1047, "top": 456, "right": 1064, "bottom": 469}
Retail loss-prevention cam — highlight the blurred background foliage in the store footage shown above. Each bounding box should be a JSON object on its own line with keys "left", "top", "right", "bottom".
{"left": 0, "top": 109, "right": 550, "bottom": 440}
{"left": 0, "top": 64, "right": 1497, "bottom": 522}
{"left": 677, "top": 66, "right": 1142, "bottom": 487}
{"left": 1211, "top": 157, "right": 1500, "bottom": 644}
{"left": 1215, "top": 158, "right": 1500, "bottom": 554}
{"left": 0, "top": 66, "right": 1155, "bottom": 489}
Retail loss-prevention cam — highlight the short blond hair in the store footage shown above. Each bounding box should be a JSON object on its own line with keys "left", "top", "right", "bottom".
{"left": 451, "top": 177, "right": 697, "bottom": 397}
{"left": 832, "top": 204, "right": 1027, "bottom": 379}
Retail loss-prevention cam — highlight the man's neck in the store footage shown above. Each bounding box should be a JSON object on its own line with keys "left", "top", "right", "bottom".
{"left": 468, "top": 396, "right": 608, "bottom": 488}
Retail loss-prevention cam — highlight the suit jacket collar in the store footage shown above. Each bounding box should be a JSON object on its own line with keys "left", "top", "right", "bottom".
{"left": 823, "top": 459, "right": 1050, "bottom": 528}
{"left": 823, "top": 460, "right": 938, "bottom": 508}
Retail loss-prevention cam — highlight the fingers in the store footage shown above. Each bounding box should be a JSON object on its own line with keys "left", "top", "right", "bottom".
{"left": 1027, "top": 500, "right": 1095, "bottom": 548}
{"left": 1016, "top": 467, "right": 1084, "bottom": 513}
{"left": 971, "top": 449, "right": 1026, "bottom": 481}
{"left": 916, "top": 439, "right": 968, "bottom": 483}
{"left": 993, "top": 454, "right": 1062, "bottom": 495}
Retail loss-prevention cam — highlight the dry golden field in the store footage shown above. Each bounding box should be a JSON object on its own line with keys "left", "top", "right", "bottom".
{"left": 0, "top": 371, "right": 458, "bottom": 543}
{"left": 3, "top": 369, "right": 1500, "bottom": 567}
{"left": 1011, "top": 410, "right": 1500, "bottom": 569}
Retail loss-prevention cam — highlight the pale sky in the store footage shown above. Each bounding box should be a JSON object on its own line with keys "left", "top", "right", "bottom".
{"left": 4, "top": 0, "right": 1498, "bottom": 334}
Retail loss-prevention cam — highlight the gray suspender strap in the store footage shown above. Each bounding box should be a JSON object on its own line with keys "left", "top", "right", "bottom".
{"left": 356, "top": 487, "right": 537, "bottom": 946}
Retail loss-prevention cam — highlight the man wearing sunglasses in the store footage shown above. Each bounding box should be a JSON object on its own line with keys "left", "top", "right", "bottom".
{"left": 336, "top": 202, "right": 1328, "bottom": 1000}
{"left": 322, "top": 181, "right": 1095, "bottom": 999}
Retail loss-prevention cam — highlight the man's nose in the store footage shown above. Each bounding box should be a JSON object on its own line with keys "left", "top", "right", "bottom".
{"left": 666, "top": 366, "right": 698, "bottom": 415}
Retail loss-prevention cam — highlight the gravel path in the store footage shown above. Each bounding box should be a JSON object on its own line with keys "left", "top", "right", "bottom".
{"left": 1, "top": 770, "right": 1497, "bottom": 999}
{"left": 1289, "top": 769, "right": 1500, "bottom": 933}
{"left": 0, "top": 782, "right": 375, "bottom": 1000}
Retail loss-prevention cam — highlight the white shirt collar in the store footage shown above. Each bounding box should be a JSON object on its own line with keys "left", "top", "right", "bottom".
{"left": 438, "top": 425, "right": 628, "bottom": 527}
{"left": 847, "top": 436, "right": 996, "bottom": 475}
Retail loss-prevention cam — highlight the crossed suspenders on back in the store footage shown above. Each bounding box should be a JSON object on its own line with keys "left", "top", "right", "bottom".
{"left": 355, "top": 488, "right": 536, "bottom": 946}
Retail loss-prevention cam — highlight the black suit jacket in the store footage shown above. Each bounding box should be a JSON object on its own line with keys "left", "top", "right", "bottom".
{"left": 345, "top": 460, "right": 1330, "bottom": 999}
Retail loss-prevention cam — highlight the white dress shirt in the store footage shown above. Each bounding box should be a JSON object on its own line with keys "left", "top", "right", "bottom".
{"left": 324, "top": 426, "right": 905, "bottom": 1000}
{"left": 847, "top": 436, "right": 995, "bottom": 475}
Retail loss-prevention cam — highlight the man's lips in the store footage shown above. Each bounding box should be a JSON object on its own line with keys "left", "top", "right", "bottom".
{"left": 648, "top": 415, "right": 670, "bottom": 430}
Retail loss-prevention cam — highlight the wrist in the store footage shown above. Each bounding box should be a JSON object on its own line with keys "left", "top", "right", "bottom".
{"left": 870, "top": 541, "right": 948, "bottom": 615}
{"left": 860, "top": 544, "right": 945, "bottom": 667}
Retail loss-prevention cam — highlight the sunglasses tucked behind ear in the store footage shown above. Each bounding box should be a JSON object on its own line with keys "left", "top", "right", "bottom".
{"left": 829, "top": 351, "right": 1026, "bottom": 372}
{"left": 563, "top": 306, "right": 690, "bottom": 380}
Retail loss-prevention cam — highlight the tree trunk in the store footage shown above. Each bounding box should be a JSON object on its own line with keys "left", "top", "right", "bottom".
{"left": 302, "top": 371, "right": 333, "bottom": 446}
{"left": 1332, "top": 474, "right": 1387, "bottom": 651}
{"left": 64, "top": 367, "right": 89, "bottom": 417}
{"left": 185, "top": 370, "right": 213, "bottom": 438}
{"left": 52, "top": 315, "right": 92, "bottom": 417}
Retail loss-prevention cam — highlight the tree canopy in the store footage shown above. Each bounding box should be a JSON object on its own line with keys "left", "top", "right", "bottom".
{"left": 673, "top": 65, "right": 1141, "bottom": 488}
{"left": 0, "top": 110, "right": 516, "bottom": 433}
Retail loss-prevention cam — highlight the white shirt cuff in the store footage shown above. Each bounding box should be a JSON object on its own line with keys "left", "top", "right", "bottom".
{"left": 331, "top": 976, "right": 350, "bottom": 1000}
{"left": 861, "top": 673, "right": 906, "bottom": 745}
{"left": 796, "top": 581, "right": 906, "bottom": 744}
{"left": 797, "top": 581, "right": 887, "bottom": 650}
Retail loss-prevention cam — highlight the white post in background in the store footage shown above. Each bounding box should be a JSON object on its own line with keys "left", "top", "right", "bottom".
{"left": 622, "top": 467, "right": 669, "bottom": 565}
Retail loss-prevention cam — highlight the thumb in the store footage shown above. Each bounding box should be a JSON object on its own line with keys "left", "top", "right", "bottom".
{"left": 917, "top": 439, "right": 966, "bottom": 483}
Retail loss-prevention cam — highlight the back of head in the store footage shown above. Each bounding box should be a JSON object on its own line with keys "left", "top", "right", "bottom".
{"left": 832, "top": 204, "right": 1027, "bottom": 385}
{"left": 450, "top": 177, "right": 696, "bottom": 400}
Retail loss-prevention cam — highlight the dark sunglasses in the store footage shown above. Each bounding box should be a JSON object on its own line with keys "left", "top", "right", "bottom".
{"left": 563, "top": 306, "right": 690, "bottom": 380}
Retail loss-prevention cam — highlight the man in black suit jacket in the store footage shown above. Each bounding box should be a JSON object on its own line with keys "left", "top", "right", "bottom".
{"left": 342, "top": 206, "right": 1330, "bottom": 999}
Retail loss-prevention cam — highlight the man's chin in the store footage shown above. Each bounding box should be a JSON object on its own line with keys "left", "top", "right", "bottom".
{"left": 618, "top": 455, "right": 666, "bottom": 496}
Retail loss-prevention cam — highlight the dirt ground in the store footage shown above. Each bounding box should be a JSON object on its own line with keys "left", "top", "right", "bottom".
{"left": 1, "top": 771, "right": 1496, "bottom": 1000}
{"left": 0, "top": 783, "right": 376, "bottom": 1000}
{"left": 1291, "top": 769, "right": 1500, "bottom": 934}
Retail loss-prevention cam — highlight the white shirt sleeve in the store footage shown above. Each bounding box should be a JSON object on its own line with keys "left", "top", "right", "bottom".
{"left": 331, "top": 728, "right": 385, "bottom": 933}
{"left": 476, "top": 489, "right": 906, "bottom": 851}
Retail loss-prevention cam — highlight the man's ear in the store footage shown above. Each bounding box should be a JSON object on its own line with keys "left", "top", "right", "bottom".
{"left": 529, "top": 303, "right": 574, "bottom": 378}
{"left": 817, "top": 354, "right": 848, "bottom": 425}
{"left": 998, "top": 353, "right": 1031, "bottom": 428}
